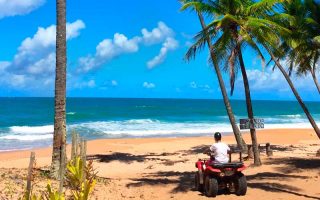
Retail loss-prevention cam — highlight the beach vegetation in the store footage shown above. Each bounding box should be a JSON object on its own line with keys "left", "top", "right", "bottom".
{"left": 19, "top": 157, "right": 96, "bottom": 200}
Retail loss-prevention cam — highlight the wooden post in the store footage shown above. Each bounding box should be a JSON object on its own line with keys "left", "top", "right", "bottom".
{"left": 83, "top": 140, "right": 87, "bottom": 163}
{"left": 266, "top": 143, "right": 273, "bottom": 156}
{"left": 26, "top": 152, "right": 35, "bottom": 199}
{"left": 82, "top": 140, "right": 87, "bottom": 181}
{"left": 316, "top": 149, "right": 320, "bottom": 157}
{"left": 71, "top": 130, "right": 77, "bottom": 161}
{"left": 59, "top": 145, "right": 66, "bottom": 194}
{"left": 79, "top": 138, "right": 85, "bottom": 180}
{"left": 247, "top": 145, "right": 253, "bottom": 159}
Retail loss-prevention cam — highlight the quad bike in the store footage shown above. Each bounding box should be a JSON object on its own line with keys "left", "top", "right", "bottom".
{"left": 194, "top": 148, "right": 247, "bottom": 197}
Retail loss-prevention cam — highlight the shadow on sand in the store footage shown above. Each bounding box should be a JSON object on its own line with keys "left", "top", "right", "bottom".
{"left": 87, "top": 152, "right": 179, "bottom": 164}
{"left": 249, "top": 157, "right": 320, "bottom": 199}
{"left": 126, "top": 171, "right": 194, "bottom": 193}
{"left": 88, "top": 145, "right": 319, "bottom": 199}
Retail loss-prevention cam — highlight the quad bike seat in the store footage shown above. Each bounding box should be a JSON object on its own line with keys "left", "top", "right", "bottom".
{"left": 210, "top": 162, "right": 244, "bottom": 168}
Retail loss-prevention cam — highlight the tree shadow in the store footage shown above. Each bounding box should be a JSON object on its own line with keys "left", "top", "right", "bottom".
{"left": 246, "top": 172, "right": 308, "bottom": 181}
{"left": 245, "top": 158, "right": 320, "bottom": 200}
{"left": 87, "top": 152, "right": 177, "bottom": 164}
{"left": 264, "top": 157, "right": 320, "bottom": 173}
{"left": 247, "top": 182, "right": 320, "bottom": 200}
{"left": 179, "top": 145, "right": 208, "bottom": 155}
{"left": 126, "top": 171, "right": 194, "bottom": 193}
{"left": 270, "top": 145, "right": 296, "bottom": 152}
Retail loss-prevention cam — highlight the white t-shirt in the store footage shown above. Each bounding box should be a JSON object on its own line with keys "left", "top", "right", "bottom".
{"left": 210, "top": 142, "right": 230, "bottom": 163}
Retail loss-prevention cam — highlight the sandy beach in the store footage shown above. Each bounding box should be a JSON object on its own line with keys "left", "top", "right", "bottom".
{"left": 0, "top": 128, "right": 319, "bottom": 199}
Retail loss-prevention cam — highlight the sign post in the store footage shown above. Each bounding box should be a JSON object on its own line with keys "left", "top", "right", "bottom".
{"left": 239, "top": 118, "right": 264, "bottom": 130}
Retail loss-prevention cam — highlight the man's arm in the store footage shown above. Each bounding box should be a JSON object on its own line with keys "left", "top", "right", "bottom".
{"left": 203, "top": 145, "right": 215, "bottom": 154}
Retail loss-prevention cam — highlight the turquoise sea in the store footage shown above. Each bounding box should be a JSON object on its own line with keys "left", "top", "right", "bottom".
{"left": 0, "top": 97, "right": 319, "bottom": 151}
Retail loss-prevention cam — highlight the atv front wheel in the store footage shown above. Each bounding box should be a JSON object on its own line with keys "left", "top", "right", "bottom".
{"left": 204, "top": 176, "right": 218, "bottom": 197}
{"left": 194, "top": 171, "right": 203, "bottom": 191}
{"left": 234, "top": 173, "right": 247, "bottom": 196}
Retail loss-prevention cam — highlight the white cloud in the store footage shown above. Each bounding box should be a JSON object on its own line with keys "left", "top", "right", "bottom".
{"left": 190, "top": 81, "right": 197, "bottom": 88}
{"left": 0, "top": 0, "right": 45, "bottom": 19}
{"left": 74, "top": 79, "right": 96, "bottom": 89}
{"left": 143, "top": 82, "right": 155, "bottom": 89}
{"left": 147, "top": 37, "right": 179, "bottom": 68}
{"left": 234, "top": 67, "right": 320, "bottom": 97}
{"left": 141, "top": 21, "right": 173, "bottom": 45}
{"left": 1, "top": 20, "right": 85, "bottom": 89}
{"left": 111, "top": 80, "right": 118, "bottom": 86}
{"left": 188, "top": 81, "right": 214, "bottom": 94}
{"left": 77, "top": 33, "right": 139, "bottom": 73}
{"left": 77, "top": 21, "right": 178, "bottom": 73}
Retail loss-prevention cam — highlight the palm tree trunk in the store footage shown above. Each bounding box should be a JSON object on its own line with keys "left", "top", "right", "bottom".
{"left": 238, "top": 47, "right": 261, "bottom": 166}
{"left": 311, "top": 68, "right": 320, "bottom": 94}
{"left": 197, "top": 13, "right": 246, "bottom": 150}
{"left": 51, "top": 0, "right": 67, "bottom": 178}
{"left": 266, "top": 47, "right": 320, "bottom": 139}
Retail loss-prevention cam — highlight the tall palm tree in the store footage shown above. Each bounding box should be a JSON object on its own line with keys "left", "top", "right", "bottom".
{"left": 182, "top": 0, "right": 270, "bottom": 165}
{"left": 180, "top": 1, "right": 247, "bottom": 150}
{"left": 249, "top": 0, "right": 320, "bottom": 139}
{"left": 283, "top": 0, "right": 320, "bottom": 94}
{"left": 52, "top": 0, "right": 67, "bottom": 178}
{"left": 192, "top": 0, "right": 320, "bottom": 141}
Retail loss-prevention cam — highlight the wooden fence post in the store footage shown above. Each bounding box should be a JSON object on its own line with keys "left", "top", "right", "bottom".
{"left": 26, "top": 152, "right": 35, "bottom": 199}
{"left": 266, "top": 143, "right": 273, "bottom": 156}
{"left": 247, "top": 145, "right": 253, "bottom": 159}
{"left": 71, "top": 131, "right": 77, "bottom": 161}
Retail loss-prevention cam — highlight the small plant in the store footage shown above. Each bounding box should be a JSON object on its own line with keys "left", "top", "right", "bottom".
{"left": 43, "top": 183, "right": 65, "bottom": 200}
{"left": 19, "top": 182, "right": 65, "bottom": 200}
{"left": 67, "top": 157, "right": 97, "bottom": 200}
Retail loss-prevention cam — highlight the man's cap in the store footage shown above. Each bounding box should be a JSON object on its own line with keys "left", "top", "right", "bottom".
{"left": 214, "top": 132, "right": 222, "bottom": 140}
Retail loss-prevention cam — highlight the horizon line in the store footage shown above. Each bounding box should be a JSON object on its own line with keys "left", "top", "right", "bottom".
{"left": 0, "top": 96, "right": 318, "bottom": 102}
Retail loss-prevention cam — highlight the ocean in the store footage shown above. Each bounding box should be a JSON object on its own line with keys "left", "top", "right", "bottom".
{"left": 0, "top": 97, "right": 319, "bottom": 151}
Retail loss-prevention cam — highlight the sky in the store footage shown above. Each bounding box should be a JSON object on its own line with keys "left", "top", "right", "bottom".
{"left": 0, "top": 0, "right": 319, "bottom": 101}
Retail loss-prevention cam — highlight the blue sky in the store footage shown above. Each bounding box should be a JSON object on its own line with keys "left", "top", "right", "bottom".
{"left": 0, "top": 0, "right": 319, "bottom": 101}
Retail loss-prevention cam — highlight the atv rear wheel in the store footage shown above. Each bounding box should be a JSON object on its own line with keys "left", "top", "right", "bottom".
{"left": 194, "top": 171, "right": 203, "bottom": 191}
{"left": 234, "top": 173, "right": 247, "bottom": 196}
{"left": 204, "top": 176, "right": 218, "bottom": 197}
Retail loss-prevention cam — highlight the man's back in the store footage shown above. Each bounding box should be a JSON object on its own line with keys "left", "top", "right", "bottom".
{"left": 210, "top": 142, "right": 230, "bottom": 163}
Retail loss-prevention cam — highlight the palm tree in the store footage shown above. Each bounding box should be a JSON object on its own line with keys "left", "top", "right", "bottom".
{"left": 249, "top": 0, "right": 320, "bottom": 139}
{"left": 180, "top": 0, "right": 247, "bottom": 150}
{"left": 283, "top": 0, "right": 320, "bottom": 94}
{"left": 51, "top": 0, "right": 67, "bottom": 178}
{"left": 182, "top": 0, "right": 269, "bottom": 165}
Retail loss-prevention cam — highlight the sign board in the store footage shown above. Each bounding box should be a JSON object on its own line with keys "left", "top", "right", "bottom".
{"left": 240, "top": 118, "right": 264, "bottom": 129}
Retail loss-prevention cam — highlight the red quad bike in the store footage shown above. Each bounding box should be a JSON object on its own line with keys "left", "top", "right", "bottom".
{"left": 194, "top": 148, "right": 247, "bottom": 197}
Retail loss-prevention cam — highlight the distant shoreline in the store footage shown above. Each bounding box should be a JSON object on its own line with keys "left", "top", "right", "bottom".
{"left": 0, "top": 128, "right": 318, "bottom": 156}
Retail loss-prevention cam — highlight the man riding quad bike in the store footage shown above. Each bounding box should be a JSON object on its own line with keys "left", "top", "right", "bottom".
{"left": 194, "top": 132, "right": 247, "bottom": 197}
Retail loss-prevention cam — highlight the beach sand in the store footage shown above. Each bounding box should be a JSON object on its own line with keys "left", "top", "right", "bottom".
{"left": 0, "top": 128, "right": 319, "bottom": 199}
